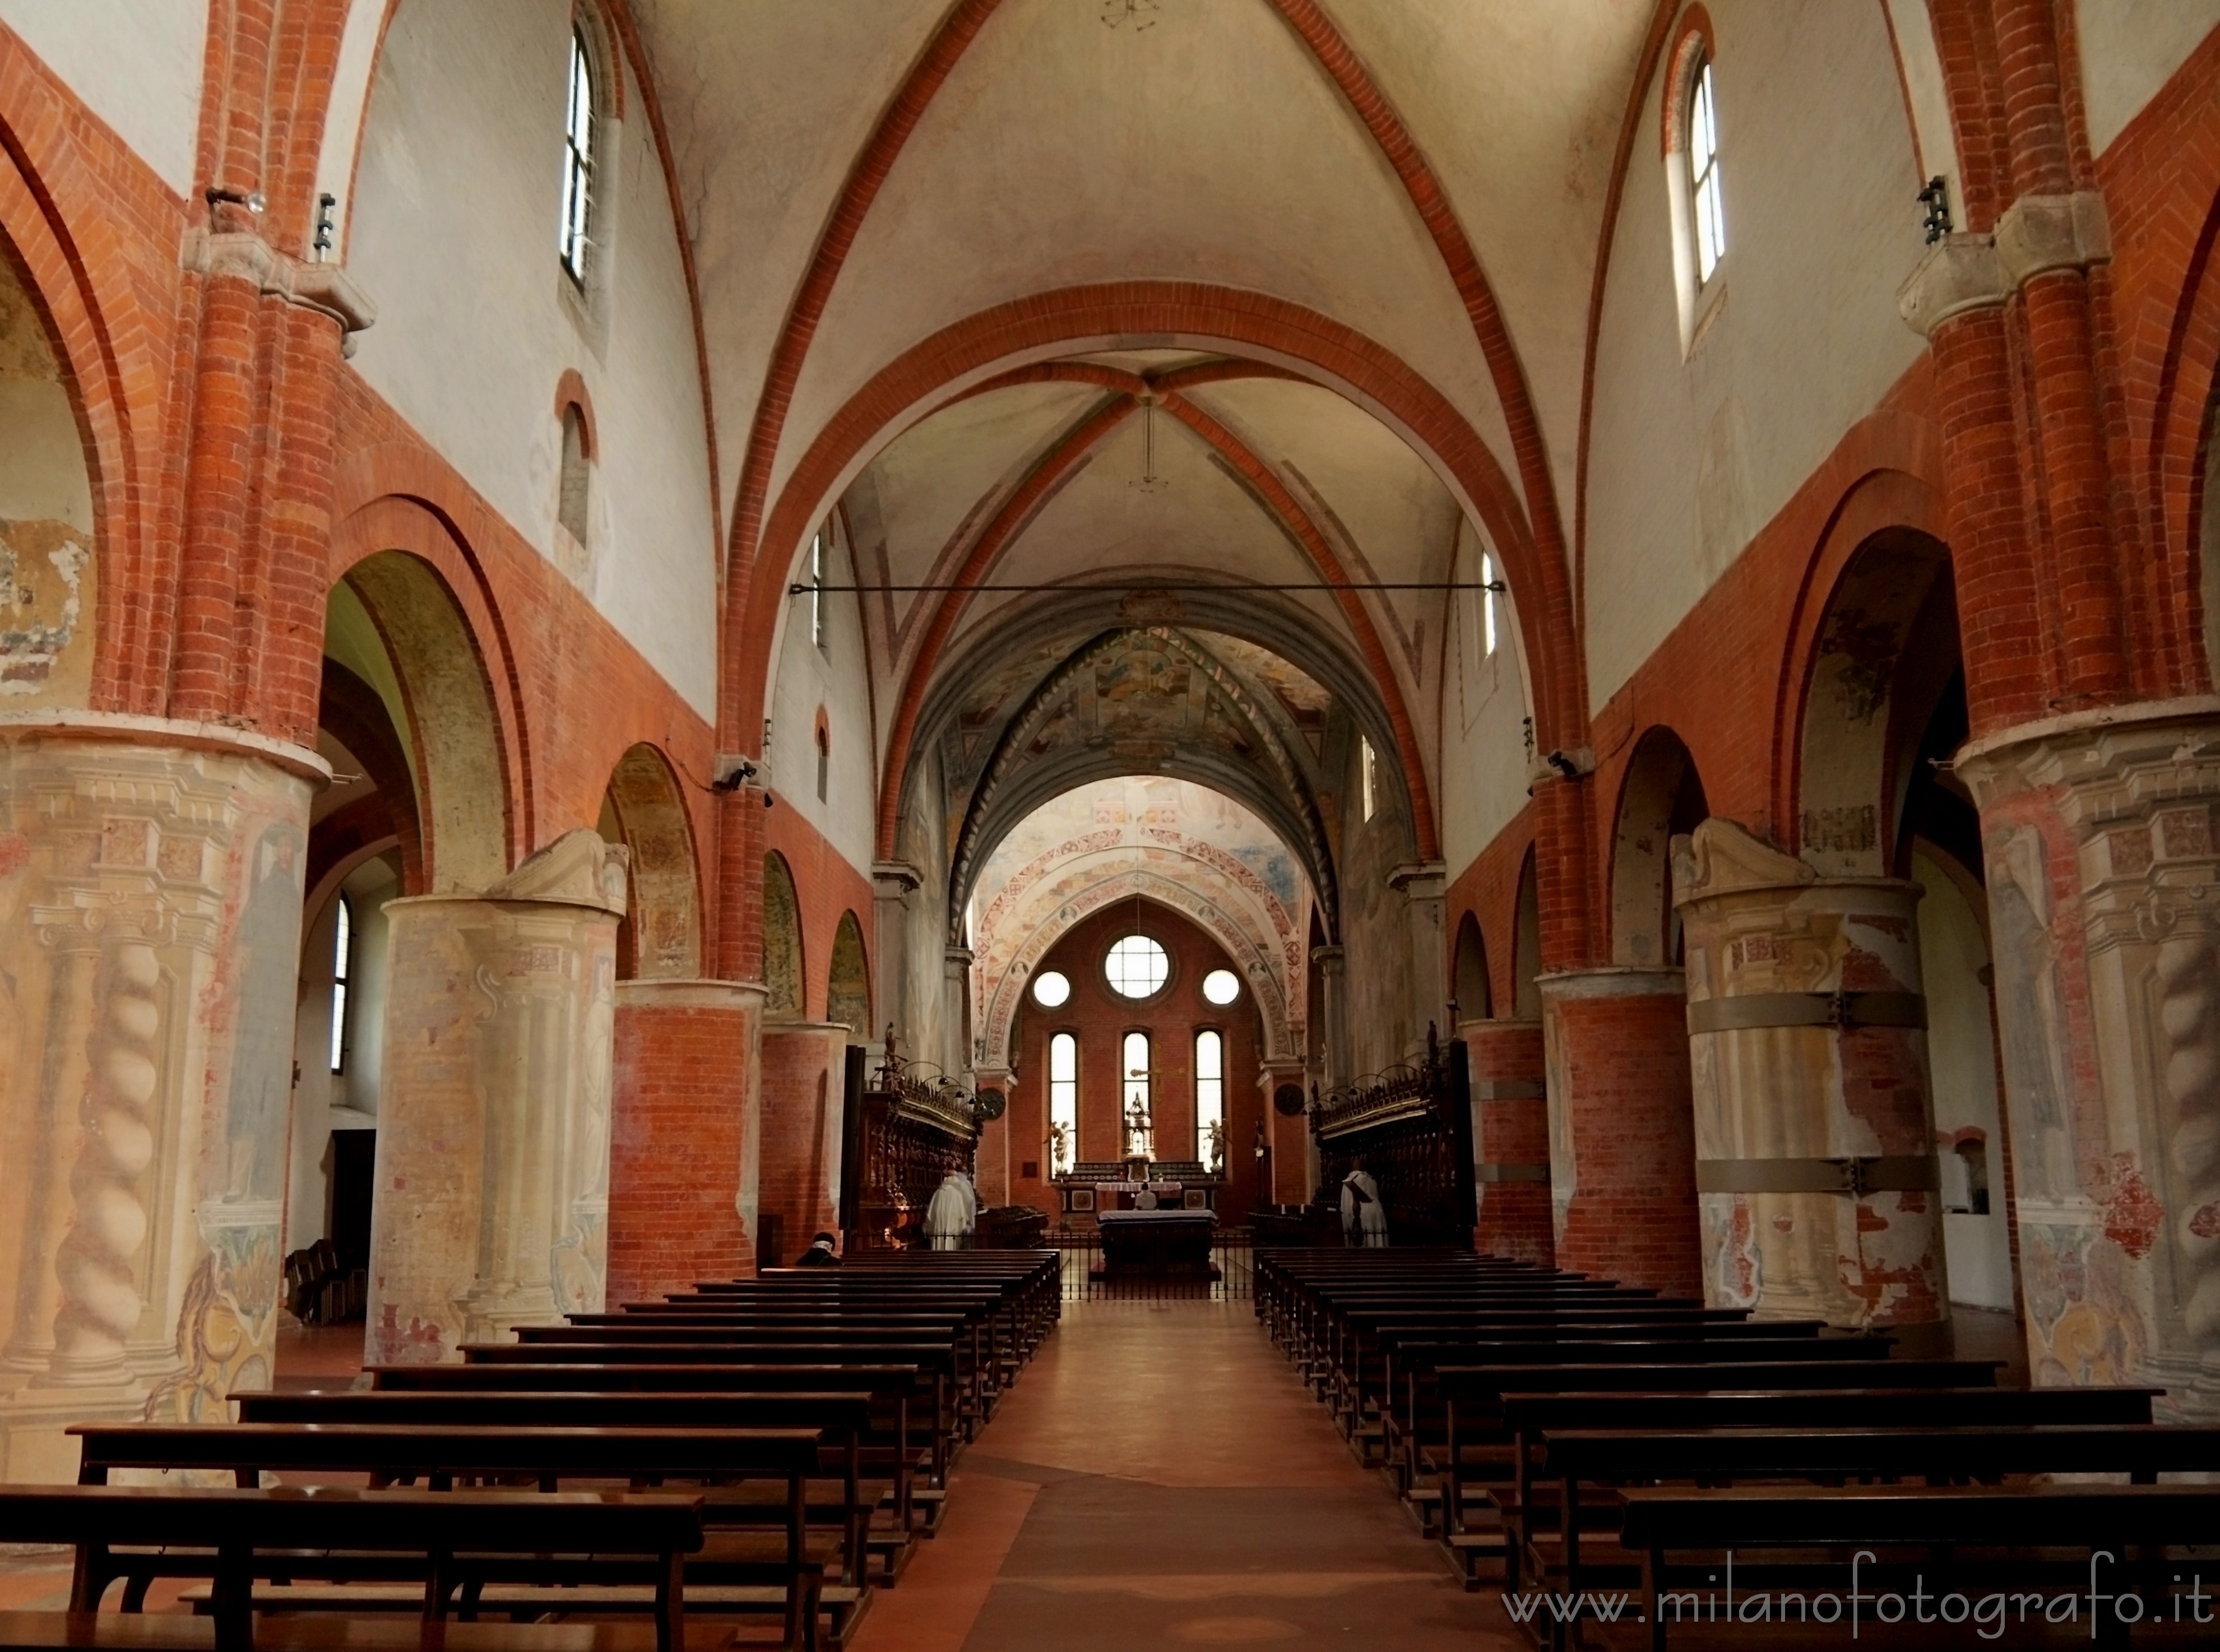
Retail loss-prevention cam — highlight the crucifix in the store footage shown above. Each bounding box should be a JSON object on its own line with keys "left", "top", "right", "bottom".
{"left": 1122, "top": 1053, "right": 1162, "bottom": 1163}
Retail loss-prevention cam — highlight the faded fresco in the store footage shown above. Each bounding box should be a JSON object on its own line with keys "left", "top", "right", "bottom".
{"left": 0, "top": 244, "right": 97, "bottom": 707}
{"left": 967, "top": 777, "right": 1308, "bottom": 1072}
{"left": 827, "top": 911, "right": 870, "bottom": 1033}
{"left": 0, "top": 738, "right": 313, "bottom": 1475}
{"left": 762, "top": 851, "right": 804, "bottom": 1020}
{"left": 1959, "top": 715, "right": 2220, "bottom": 1417}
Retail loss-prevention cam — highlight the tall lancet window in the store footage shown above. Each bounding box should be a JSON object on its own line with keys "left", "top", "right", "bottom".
{"left": 1048, "top": 1032, "right": 1078, "bottom": 1177}
{"left": 1689, "top": 58, "right": 1725, "bottom": 282}
{"left": 1194, "top": 1029, "right": 1224, "bottom": 1170}
{"left": 1122, "top": 1031, "right": 1153, "bottom": 1160}
{"left": 559, "top": 27, "right": 597, "bottom": 285}
{"left": 328, "top": 895, "right": 354, "bottom": 1074}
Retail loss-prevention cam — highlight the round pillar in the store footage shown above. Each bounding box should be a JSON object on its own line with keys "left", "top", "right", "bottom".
{"left": 1674, "top": 820, "right": 1945, "bottom": 1344}
{"left": 1537, "top": 968, "right": 1699, "bottom": 1294}
{"left": 1462, "top": 1019, "right": 1551, "bottom": 1264}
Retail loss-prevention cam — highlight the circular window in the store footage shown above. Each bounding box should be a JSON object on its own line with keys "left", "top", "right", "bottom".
{"left": 1104, "top": 934, "right": 1169, "bottom": 999}
{"left": 1031, "top": 970, "right": 1071, "bottom": 1008}
{"left": 1201, "top": 968, "right": 1241, "bottom": 1006}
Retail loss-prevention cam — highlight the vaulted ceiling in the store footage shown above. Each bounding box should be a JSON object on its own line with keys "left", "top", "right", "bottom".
{"left": 625, "top": 0, "right": 1656, "bottom": 873}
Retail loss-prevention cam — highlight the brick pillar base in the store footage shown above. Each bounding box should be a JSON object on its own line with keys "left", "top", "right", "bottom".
{"left": 1539, "top": 969, "right": 1700, "bottom": 1294}
{"left": 608, "top": 980, "right": 763, "bottom": 1301}
{"left": 1463, "top": 1019, "right": 1552, "bottom": 1264}
{"left": 758, "top": 1023, "right": 851, "bottom": 1268}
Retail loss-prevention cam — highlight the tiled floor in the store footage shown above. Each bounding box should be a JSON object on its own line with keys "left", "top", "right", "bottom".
{"left": 850, "top": 1300, "right": 1524, "bottom": 1651}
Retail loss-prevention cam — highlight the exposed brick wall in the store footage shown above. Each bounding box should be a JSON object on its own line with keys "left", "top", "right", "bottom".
{"left": 607, "top": 991, "right": 757, "bottom": 1300}
{"left": 763, "top": 796, "right": 877, "bottom": 1025}
{"left": 757, "top": 1023, "right": 846, "bottom": 1266}
{"left": 1464, "top": 1020, "right": 1552, "bottom": 1265}
{"left": 1546, "top": 986, "right": 1700, "bottom": 1297}
{"left": 1008, "top": 899, "right": 1266, "bottom": 1222}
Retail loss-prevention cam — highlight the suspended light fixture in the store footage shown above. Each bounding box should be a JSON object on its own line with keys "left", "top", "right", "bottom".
{"left": 1100, "top": 0, "right": 1159, "bottom": 29}
{"left": 1129, "top": 395, "right": 1170, "bottom": 494}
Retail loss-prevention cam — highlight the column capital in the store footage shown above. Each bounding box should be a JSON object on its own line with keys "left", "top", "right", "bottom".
{"left": 1388, "top": 860, "right": 1447, "bottom": 899}
{"left": 1897, "top": 234, "right": 2008, "bottom": 337}
{"left": 1995, "top": 190, "right": 2111, "bottom": 289}
{"left": 873, "top": 859, "right": 923, "bottom": 896}
{"left": 181, "top": 229, "right": 377, "bottom": 335}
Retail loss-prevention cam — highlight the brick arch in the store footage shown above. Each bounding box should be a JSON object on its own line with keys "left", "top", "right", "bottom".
{"left": 329, "top": 496, "right": 528, "bottom": 887}
{"left": 1769, "top": 460, "right": 1948, "bottom": 848}
{"left": 0, "top": 77, "right": 171, "bottom": 714}
{"left": 603, "top": 742, "right": 703, "bottom": 980}
{"left": 733, "top": 284, "right": 1582, "bottom": 774}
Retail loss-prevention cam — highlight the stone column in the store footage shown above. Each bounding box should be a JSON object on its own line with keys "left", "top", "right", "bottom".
{"left": 872, "top": 861, "right": 921, "bottom": 1050}
{"left": 1463, "top": 1019, "right": 1552, "bottom": 1264}
{"left": 757, "top": 1022, "right": 850, "bottom": 1268}
{"left": 942, "top": 945, "right": 975, "bottom": 1080}
{"left": 1958, "top": 704, "right": 2220, "bottom": 1414}
{"left": 606, "top": 979, "right": 763, "bottom": 1301}
{"left": 1672, "top": 820, "right": 1946, "bottom": 1346}
{"left": 1310, "top": 944, "right": 1348, "bottom": 1090}
{"left": 1391, "top": 862, "right": 1449, "bottom": 1036}
{"left": 366, "top": 832, "right": 627, "bottom": 1362}
{"left": 0, "top": 720, "right": 321, "bottom": 1478}
{"left": 1537, "top": 967, "right": 1699, "bottom": 1294}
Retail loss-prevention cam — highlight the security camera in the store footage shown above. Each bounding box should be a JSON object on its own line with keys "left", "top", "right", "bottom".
{"left": 711, "top": 755, "right": 759, "bottom": 792}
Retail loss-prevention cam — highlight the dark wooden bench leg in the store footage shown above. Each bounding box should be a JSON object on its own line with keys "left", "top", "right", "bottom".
{"left": 655, "top": 1549, "right": 685, "bottom": 1652}
{"left": 210, "top": 1543, "right": 254, "bottom": 1652}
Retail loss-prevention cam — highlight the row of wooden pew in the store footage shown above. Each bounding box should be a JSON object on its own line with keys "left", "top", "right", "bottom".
{"left": 1259, "top": 1248, "right": 2220, "bottom": 1648}
{"left": 0, "top": 1249, "right": 1060, "bottom": 1652}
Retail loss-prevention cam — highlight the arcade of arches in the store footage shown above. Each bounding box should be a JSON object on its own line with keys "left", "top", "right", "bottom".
{"left": 3, "top": 0, "right": 2220, "bottom": 1580}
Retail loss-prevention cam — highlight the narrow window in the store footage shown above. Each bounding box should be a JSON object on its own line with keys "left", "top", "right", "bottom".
{"left": 815, "top": 720, "right": 830, "bottom": 803}
{"left": 558, "top": 27, "right": 596, "bottom": 284}
{"left": 1121, "top": 1030, "right": 1153, "bottom": 1159}
{"left": 558, "top": 405, "right": 590, "bottom": 542}
{"left": 1194, "top": 1029, "right": 1224, "bottom": 1170}
{"left": 1690, "top": 59, "right": 1725, "bottom": 282}
{"left": 810, "top": 531, "right": 827, "bottom": 651}
{"left": 328, "top": 895, "right": 354, "bottom": 1074}
{"left": 1048, "top": 1032, "right": 1078, "bottom": 1176}
{"left": 1480, "top": 551, "right": 1499, "bottom": 657}
{"left": 1360, "top": 737, "right": 1378, "bottom": 822}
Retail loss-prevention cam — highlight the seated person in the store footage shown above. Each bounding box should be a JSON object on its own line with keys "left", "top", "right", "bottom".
{"left": 792, "top": 1231, "right": 841, "bottom": 1266}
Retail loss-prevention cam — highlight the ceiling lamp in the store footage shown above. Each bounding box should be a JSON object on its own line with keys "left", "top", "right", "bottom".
{"left": 1100, "top": 0, "right": 1158, "bottom": 29}
{"left": 1129, "top": 396, "right": 1170, "bottom": 495}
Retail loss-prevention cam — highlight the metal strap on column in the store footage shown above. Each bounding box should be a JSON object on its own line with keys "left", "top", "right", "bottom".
{"left": 1471, "top": 1079, "right": 1545, "bottom": 1101}
{"left": 1475, "top": 1161, "right": 1551, "bottom": 1184}
{"left": 1694, "top": 1156, "right": 1940, "bottom": 1196}
{"left": 1685, "top": 991, "right": 1926, "bottom": 1035}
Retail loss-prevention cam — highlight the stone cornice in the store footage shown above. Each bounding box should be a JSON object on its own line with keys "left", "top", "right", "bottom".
{"left": 180, "top": 229, "right": 377, "bottom": 334}
{"left": 1898, "top": 192, "right": 2111, "bottom": 339}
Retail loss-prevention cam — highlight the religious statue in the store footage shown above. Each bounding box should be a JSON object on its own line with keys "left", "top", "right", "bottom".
{"left": 1203, "top": 1117, "right": 1225, "bottom": 1175}
{"left": 1047, "top": 1119, "right": 1072, "bottom": 1178}
{"left": 1122, "top": 1094, "right": 1153, "bottom": 1161}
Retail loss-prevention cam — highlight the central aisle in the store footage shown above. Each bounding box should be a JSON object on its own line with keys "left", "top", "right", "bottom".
{"left": 852, "top": 1298, "right": 1522, "bottom": 1651}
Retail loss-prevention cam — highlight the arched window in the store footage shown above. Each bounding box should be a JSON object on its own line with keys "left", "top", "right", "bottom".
{"left": 814, "top": 710, "right": 831, "bottom": 803}
{"left": 1480, "top": 551, "right": 1499, "bottom": 657}
{"left": 809, "top": 527, "right": 828, "bottom": 651}
{"left": 328, "top": 895, "right": 354, "bottom": 1074}
{"left": 558, "top": 403, "right": 590, "bottom": 543}
{"left": 559, "top": 25, "right": 597, "bottom": 284}
{"left": 1688, "top": 57, "right": 1725, "bottom": 282}
{"left": 1048, "top": 1032, "right": 1078, "bottom": 1176}
{"left": 1194, "top": 1029, "right": 1224, "bottom": 1170}
{"left": 1360, "top": 736, "right": 1378, "bottom": 822}
{"left": 1121, "top": 1031, "right": 1153, "bottom": 1159}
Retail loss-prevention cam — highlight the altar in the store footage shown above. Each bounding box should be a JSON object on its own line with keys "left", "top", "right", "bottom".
{"left": 1094, "top": 1208, "right": 1219, "bottom": 1280}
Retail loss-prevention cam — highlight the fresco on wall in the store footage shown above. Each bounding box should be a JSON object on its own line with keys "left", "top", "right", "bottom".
{"left": 0, "top": 244, "right": 97, "bottom": 707}
{"left": 827, "top": 912, "right": 870, "bottom": 1033}
{"left": 968, "top": 778, "right": 1309, "bottom": 1072}
{"left": 763, "top": 853, "right": 804, "bottom": 1020}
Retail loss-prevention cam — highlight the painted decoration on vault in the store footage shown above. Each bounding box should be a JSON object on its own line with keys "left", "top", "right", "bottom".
{"left": 0, "top": 242, "right": 97, "bottom": 707}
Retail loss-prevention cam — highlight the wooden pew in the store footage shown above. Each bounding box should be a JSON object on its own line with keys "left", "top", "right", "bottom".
{"left": 230, "top": 1389, "right": 906, "bottom": 1587}
{"left": 1490, "top": 1385, "right": 2166, "bottom": 1588}
{"left": 1421, "top": 1359, "right": 2005, "bottom": 1585}
{"left": 1532, "top": 1422, "right": 2220, "bottom": 1610}
{"left": 1611, "top": 1483, "right": 2220, "bottom": 1650}
{"left": 0, "top": 1484, "right": 702, "bottom": 1652}
{"left": 365, "top": 1363, "right": 949, "bottom": 1531}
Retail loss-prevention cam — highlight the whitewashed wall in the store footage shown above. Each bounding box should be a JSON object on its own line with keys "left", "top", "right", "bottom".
{"left": 346, "top": 0, "right": 719, "bottom": 716}
{"left": 0, "top": 0, "right": 203, "bottom": 196}
{"left": 1438, "top": 516, "right": 1536, "bottom": 879}
{"left": 1583, "top": 0, "right": 1926, "bottom": 705}
{"left": 768, "top": 521, "right": 877, "bottom": 877}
